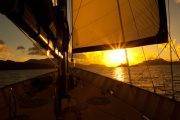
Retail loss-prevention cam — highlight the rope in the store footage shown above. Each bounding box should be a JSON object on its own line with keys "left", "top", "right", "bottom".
{"left": 169, "top": 41, "right": 175, "bottom": 99}
{"left": 141, "top": 47, "right": 156, "bottom": 93}
{"left": 171, "top": 42, "right": 180, "bottom": 61}
{"left": 126, "top": 0, "right": 155, "bottom": 91}
{"left": 69, "top": 0, "right": 83, "bottom": 63}
{"left": 133, "top": 43, "right": 165, "bottom": 85}
{"left": 71, "top": 0, "right": 83, "bottom": 35}
{"left": 167, "top": 0, "right": 175, "bottom": 99}
{"left": 115, "top": 0, "right": 132, "bottom": 85}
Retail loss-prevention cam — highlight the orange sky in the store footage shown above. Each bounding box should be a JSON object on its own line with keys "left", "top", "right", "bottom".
{"left": 74, "top": 40, "right": 180, "bottom": 67}
{"left": 0, "top": 0, "right": 179, "bottom": 64}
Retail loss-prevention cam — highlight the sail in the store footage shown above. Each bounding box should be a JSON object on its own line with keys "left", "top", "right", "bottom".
{"left": 72, "top": 0, "right": 168, "bottom": 53}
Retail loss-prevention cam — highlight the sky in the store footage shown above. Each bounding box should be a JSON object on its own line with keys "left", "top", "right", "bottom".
{"left": 0, "top": 0, "right": 179, "bottom": 66}
{"left": 0, "top": 14, "right": 47, "bottom": 61}
{"left": 169, "top": 0, "right": 180, "bottom": 43}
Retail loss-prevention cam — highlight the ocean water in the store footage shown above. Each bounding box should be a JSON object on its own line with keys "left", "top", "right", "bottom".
{"left": 78, "top": 65, "right": 180, "bottom": 101}
{"left": 0, "top": 69, "right": 57, "bottom": 87}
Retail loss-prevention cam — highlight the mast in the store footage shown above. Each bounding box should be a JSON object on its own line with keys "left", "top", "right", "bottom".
{"left": 53, "top": 0, "right": 70, "bottom": 118}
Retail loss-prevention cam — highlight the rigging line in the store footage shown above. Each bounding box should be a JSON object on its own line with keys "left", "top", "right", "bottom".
{"left": 70, "top": 0, "right": 83, "bottom": 56}
{"left": 141, "top": 47, "right": 156, "bottom": 93}
{"left": 167, "top": 31, "right": 180, "bottom": 61}
{"left": 167, "top": 0, "right": 175, "bottom": 99}
{"left": 131, "top": 2, "right": 159, "bottom": 29}
{"left": 134, "top": 43, "right": 168, "bottom": 82}
{"left": 155, "top": 2, "right": 160, "bottom": 60}
{"left": 76, "top": 0, "right": 159, "bottom": 32}
{"left": 127, "top": 0, "right": 155, "bottom": 91}
{"left": 70, "top": 0, "right": 159, "bottom": 41}
{"left": 70, "top": 0, "right": 159, "bottom": 47}
{"left": 154, "top": 0, "right": 158, "bottom": 6}
{"left": 74, "top": 9, "right": 115, "bottom": 32}
{"left": 72, "top": 0, "right": 83, "bottom": 32}
{"left": 171, "top": 42, "right": 180, "bottom": 61}
{"left": 134, "top": 0, "right": 158, "bottom": 27}
{"left": 140, "top": 0, "right": 159, "bottom": 24}
{"left": 148, "top": 0, "right": 156, "bottom": 8}
{"left": 126, "top": 0, "right": 159, "bottom": 35}
{"left": 126, "top": 0, "right": 158, "bottom": 39}
{"left": 156, "top": 42, "right": 168, "bottom": 58}
{"left": 75, "top": 2, "right": 159, "bottom": 35}
{"left": 115, "top": 0, "right": 132, "bottom": 84}
{"left": 78, "top": 1, "right": 159, "bottom": 32}
{"left": 127, "top": 0, "right": 140, "bottom": 37}
{"left": 17, "top": 26, "right": 58, "bottom": 67}
{"left": 73, "top": 0, "right": 94, "bottom": 12}
{"left": 167, "top": 0, "right": 171, "bottom": 36}
{"left": 135, "top": 2, "right": 159, "bottom": 30}
{"left": 155, "top": 39, "right": 166, "bottom": 93}
{"left": 169, "top": 40, "right": 175, "bottom": 99}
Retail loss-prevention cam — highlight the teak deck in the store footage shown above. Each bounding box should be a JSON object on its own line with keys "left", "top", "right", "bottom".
{"left": 0, "top": 68, "right": 179, "bottom": 120}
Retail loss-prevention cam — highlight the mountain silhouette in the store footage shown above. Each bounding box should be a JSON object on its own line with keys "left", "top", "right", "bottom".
{"left": 133, "top": 58, "right": 180, "bottom": 66}
{"left": 0, "top": 58, "right": 57, "bottom": 70}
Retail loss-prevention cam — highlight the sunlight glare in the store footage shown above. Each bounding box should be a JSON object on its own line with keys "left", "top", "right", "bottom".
{"left": 114, "top": 67, "right": 126, "bottom": 82}
{"left": 104, "top": 49, "right": 126, "bottom": 67}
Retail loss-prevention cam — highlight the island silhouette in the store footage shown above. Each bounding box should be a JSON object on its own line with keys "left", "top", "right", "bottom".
{"left": 0, "top": 58, "right": 57, "bottom": 70}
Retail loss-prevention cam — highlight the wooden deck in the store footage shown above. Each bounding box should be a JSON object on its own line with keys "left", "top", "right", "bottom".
{"left": 0, "top": 68, "right": 179, "bottom": 120}
{"left": 62, "top": 83, "right": 143, "bottom": 120}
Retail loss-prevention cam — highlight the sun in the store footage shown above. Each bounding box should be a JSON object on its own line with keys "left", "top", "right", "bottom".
{"left": 104, "top": 49, "right": 126, "bottom": 67}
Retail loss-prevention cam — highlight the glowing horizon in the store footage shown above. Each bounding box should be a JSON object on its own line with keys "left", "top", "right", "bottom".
{"left": 74, "top": 41, "right": 180, "bottom": 67}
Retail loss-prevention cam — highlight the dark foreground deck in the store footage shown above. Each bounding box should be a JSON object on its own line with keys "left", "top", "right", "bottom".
{"left": 0, "top": 68, "right": 179, "bottom": 120}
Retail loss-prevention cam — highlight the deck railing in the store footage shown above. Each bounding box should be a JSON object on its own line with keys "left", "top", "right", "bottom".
{"left": 0, "top": 70, "right": 58, "bottom": 120}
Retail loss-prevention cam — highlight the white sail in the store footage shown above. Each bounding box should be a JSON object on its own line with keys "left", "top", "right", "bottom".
{"left": 72, "top": 0, "right": 168, "bottom": 53}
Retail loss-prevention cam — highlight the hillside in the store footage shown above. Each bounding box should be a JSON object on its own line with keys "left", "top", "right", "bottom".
{"left": 133, "top": 58, "right": 180, "bottom": 66}
{"left": 0, "top": 58, "right": 57, "bottom": 70}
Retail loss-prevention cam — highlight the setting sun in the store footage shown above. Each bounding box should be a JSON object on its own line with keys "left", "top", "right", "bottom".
{"left": 103, "top": 49, "right": 126, "bottom": 67}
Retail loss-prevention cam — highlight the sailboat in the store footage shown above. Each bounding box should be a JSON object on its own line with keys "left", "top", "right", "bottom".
{"left": 0, "top": 0, "right": 179, "bottom": 120}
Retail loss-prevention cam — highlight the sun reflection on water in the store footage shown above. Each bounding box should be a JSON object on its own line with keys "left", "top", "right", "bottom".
{"left": 113, "top": 67, "right": 126, "bottom": 82}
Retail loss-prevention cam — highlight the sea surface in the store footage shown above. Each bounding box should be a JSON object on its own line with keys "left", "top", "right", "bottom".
{"left": 77, "top": 64, "right": 180, "bottom": 101}
{"left": 0, "top": 65, "right": 180, "bottom": 101}
{"left": 0, "top": 69, "right": 57, "bottom": 88}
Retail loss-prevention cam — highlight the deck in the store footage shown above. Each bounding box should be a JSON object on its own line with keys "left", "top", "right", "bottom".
{"left": 0, "top": 68, "right": 179, "bottom": 120}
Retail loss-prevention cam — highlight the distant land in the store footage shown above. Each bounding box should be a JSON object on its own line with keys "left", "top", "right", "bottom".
{"left": 0, "top": 58, "right": 180, "bottom": 70}
{"left": 133, "top": 58, "right": 180, "bottom": 66}
{"left": 75, "top": 58, "right": 180, "bottom": 69}
{"left": 0, "top": 58, "right": 57, "bottom": 70}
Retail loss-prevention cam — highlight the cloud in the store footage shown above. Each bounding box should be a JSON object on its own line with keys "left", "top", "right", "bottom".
{"left": 0, "top": 40, "right": 5, "bottom": 45}
{"left": 28, "top": 46, "right": 45, "bottom": 56}
{"left": 0, "top": 45, "right": 8, "bottom": 52}
{"left": 175, "top": 0, "right": 180, "bottom": 3}
{"left": 17, "top": 46, "right": 25, "bottom": 50}
{"left": 0, "top": 40, "right": 8, "bottom": 52}
{"left": 0, "top": 40, "right": 14, "bottom": 60}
